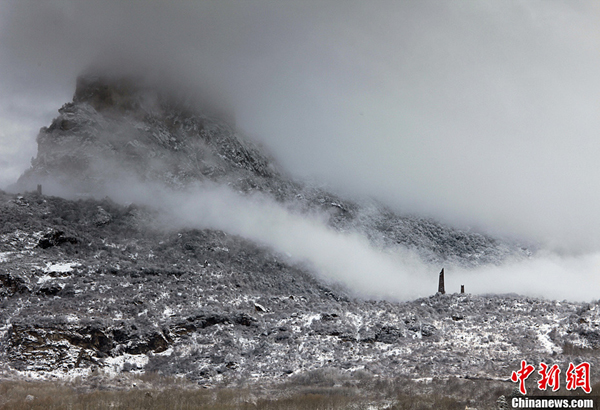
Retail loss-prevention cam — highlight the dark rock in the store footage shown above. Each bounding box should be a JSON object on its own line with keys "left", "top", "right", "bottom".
{"left": 94, "top": 206, "right": 112, "bottom": 226}
{"left": 375, "top": 326, "right": 404, "bottom": 344}
{"left": 126, "top": 332, "right": 170, "bottom": 354}
{"left": 421, "top": 324, "right": 437, "bottom": 337}
{"left": 58, "top": 284, "right": 75, "bottom": 298}
{"left": 234, "top": 313, "right": 257, "bottom": 327}
{"left": 37, "top": 230, "right": 78, "bottom": 249}
{"left": 0, "top": 272, "right": 30, "bottom": 296}
{"left": 37, "top": 284, "right": 62, "bottom": 296}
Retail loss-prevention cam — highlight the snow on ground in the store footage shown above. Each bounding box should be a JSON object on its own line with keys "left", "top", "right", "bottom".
{"left": 537, "top": 323, "right": 559, "bottom": 354}
{"left": 37, "top": 275, "right": 56, "bottom": 284}
{"left": 104, "top": 353, "right": 150, "bottom": 376}
{"left": 0, "top": 252, "right": 12, "bottom": 262}
{"left": 42, "top": 262, "right": 80, "bottom": 273}
{"left": 162, "top": 306, "right": 174, "bottom": 319}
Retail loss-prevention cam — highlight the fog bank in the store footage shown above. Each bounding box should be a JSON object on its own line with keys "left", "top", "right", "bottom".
{"left": 98, "top": 178, "right": 600, "bottom": 302}
{"left": 1, "top": 1, "right": 600, "bottom": 253}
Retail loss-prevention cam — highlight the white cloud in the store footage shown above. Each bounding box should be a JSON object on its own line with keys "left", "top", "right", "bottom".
{"left": 1, "top": 0, "right": 600, "bottom": 268}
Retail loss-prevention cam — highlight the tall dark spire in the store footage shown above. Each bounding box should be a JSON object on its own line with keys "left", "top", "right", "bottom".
{"left": 438, "top": 268, "right": 445, "bottom": 294}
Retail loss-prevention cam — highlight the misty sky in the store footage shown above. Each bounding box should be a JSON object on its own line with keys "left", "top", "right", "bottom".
{"left": 1, "top": 0, "right": 600, "bottom": 253}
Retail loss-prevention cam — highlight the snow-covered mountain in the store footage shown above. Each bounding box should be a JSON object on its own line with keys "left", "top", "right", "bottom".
{"left": 3, "top": 75, "right": 596, "bottom": 397}
{"left": 1, "top": 191, "right": 599, "bottom": 386}
{"left": 17, "top": 75, "right": 529, "bottom": 268}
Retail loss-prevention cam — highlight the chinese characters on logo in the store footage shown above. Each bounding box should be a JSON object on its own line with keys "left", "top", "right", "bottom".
{"left": 538, "top": 362, "right": 561, "bottom": 392}
{"left": 511, "top": 360, "right": 535, "bottom": 394}
{"left": 511, "top": 361, "right": 591, "bottom": 394}
{"left": 566, "top": 362, "right": 591, "bottom": 394}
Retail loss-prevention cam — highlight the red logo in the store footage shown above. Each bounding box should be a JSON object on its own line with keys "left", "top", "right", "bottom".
{"left": 511, "top": 361, "right": 592, "bottom": 395}
{"left": 566, "top": 362, "right": 591, "bottom": 394}
{"left": 511, "top": 360, "right": 536, "bottom": 395}
{"left": 538, "top": 362, "right": 561, "bottom": 391}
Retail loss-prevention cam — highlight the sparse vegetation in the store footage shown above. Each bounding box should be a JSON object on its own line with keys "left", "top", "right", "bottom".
{"left": 561, "top": 341, "right": 600, "bottom": 357}
{"left": 0, "top": 373, "right": 519, "bottom": 410}
{"left": 3, "top": 74, "right": 600, "bottom": 410}
{"left": 2, "top": 192, "right": 600, "bottom": 392}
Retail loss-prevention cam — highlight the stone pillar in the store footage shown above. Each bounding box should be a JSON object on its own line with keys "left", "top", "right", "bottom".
{"left": 461, "top": 285, "right": 464, "bottom": 294}
{"left": 37, "top": 184, "right": 42, "bottom": 196}
{"left": 438, "top": 268, "right": 445, "bottom": 294}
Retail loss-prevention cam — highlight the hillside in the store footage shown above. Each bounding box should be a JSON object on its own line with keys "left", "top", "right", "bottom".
{"left": 2, "top": 190, "right": 599, "bottom": 385}
{"left": 16, "top": 75, "right": 529, "bottom": 268}
{"left": 2, "top": 76, "right": 597, "bottom": 405}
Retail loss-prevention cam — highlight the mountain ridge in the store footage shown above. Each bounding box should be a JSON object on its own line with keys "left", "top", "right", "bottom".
{"left": 2, "top": 75, "right": 584, "bottom": 394}
{"left": 16, "top": 75, "right": 529, "bottom": 269}
{"left": 0, "top": 190, "right": 597, "bottom": 387}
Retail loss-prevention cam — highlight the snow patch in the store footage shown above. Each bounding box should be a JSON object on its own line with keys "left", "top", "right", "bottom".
{"left": 37, "top": 275, "right": 54, "bottom": 284}
{"left": 65, "top": 314, "right": 79, "bottom": 323}
{"left": 537, "top": 324, "right": 559, "bottom": 354}
{"left": 303, "top": 313, "right": 321, "bottom": 326}
{"left": 43, "top": 262, "right": 80, "bottom": 273}
{"left": 162, "top": 306, "right": 174, "bottom": 318}
{"left": 104, "top": 353, "right": 150, "bottom": 375}
{"left": 0, "top": 252, "right": 12, "bottom": 262}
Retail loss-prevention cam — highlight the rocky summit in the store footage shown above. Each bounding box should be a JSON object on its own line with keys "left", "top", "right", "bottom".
{"left": 18, "top": 75, "right": 276, "bottom": 194}
{"left": 2, "top": 76, "right": 597, "bottom": 392}
{"left": 17, "top": 75, "right": 528, "bottom": 268}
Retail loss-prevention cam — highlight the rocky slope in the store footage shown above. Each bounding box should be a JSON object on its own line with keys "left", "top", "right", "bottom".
{"left": 1, "top": 190, "right": 599, "bottom": 387}
{"left": 4, "top": 75, "right": 590, "bottom": 389}
{"left": 16, "top": 75, "right": 529, "bottom": 268}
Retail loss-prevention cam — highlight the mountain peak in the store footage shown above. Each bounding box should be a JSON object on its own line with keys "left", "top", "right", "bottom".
{"left": 73, "top": 75, "right": 148, "bottom": 113}
{"left": 73, "top": 74, "right": 234, "bottom": 122}
{"left": 16, "top": 74, "right": 277, "bottom": 196}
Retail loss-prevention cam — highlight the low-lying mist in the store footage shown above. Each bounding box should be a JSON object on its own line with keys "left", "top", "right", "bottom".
{"left": 64, "top": 174, "right": 599, "bottom": 303}
{"left": 100, "top": 179, "right": 434, "bottom": 301}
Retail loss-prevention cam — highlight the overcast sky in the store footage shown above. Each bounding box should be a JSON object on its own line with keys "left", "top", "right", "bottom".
{"left": 1, "top": 0, "right": 599, "bottom": 253}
